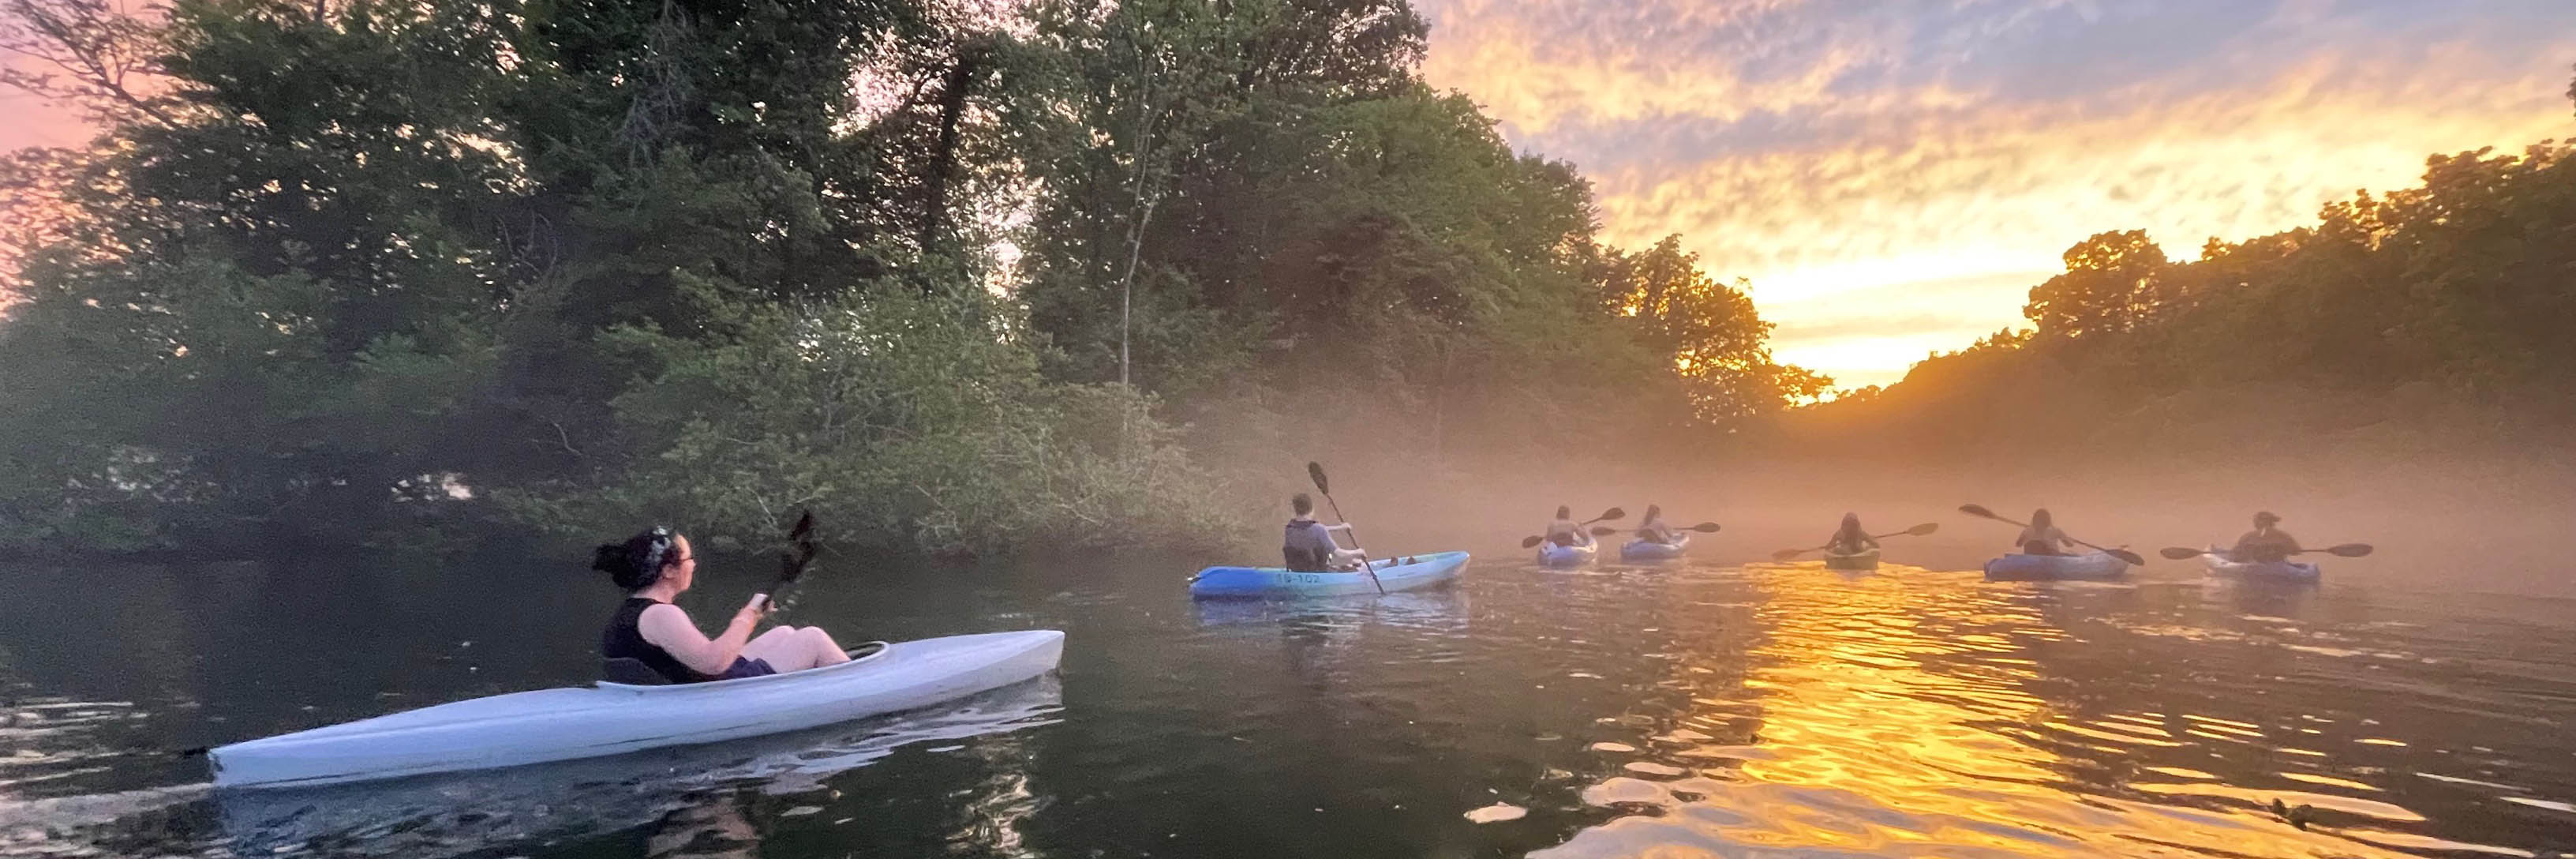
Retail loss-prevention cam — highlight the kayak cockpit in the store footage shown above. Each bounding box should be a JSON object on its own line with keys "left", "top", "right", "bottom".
{"left": 597, "top": 641, "right": 891, "bottom": 688}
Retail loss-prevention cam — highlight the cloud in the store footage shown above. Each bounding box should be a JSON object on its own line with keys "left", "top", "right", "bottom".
{"left": 1413, "top": 0, "right": 2576, "bottom": 385}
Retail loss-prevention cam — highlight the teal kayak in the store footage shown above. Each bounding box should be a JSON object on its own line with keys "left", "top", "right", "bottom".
{"left": 1618, "top": 534, "right": 1689, "bottom": 561}
{"left": 1189, "top": 551, "right": 1470, "bottom": 598}
{"left": 2200, "top": 547, "right": 2321, "bottom": 582}
{"left": 1983, "top": 551, "right": 2129, "bottom": 581}
{"left": 1537, "top": 539, "right": 1597, "bottom": 567}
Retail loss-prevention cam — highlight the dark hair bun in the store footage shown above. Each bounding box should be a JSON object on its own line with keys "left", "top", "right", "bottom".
{"left": 593, "top": 544, "right": 630, "bottom": 574}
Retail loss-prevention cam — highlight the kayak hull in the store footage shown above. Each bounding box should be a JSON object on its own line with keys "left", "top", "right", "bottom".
{"left": 1823, "top": 547, "right": 1881, "bottom": 570}
{"left": 1189, "top": 550, "right": 1470, "bottom": 598}
{"left": 2201, "top": 547, "right": 2321, "bottom": 582}
{"left": 1983, "top": 551, "right": 2130, "bottom": 581}
{"left": 1619, "top": 534, "right": 1690, "bottom": 561}
{"left": 1537, "top": 541, "right": 1598, "bottom": 567}
{"left": 208, "top": 629, "right": 1065, "bottom": 790}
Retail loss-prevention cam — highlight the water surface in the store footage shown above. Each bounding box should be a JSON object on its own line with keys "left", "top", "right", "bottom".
{"left": 6, "top": 542, "right": 2573, "bottom": 857}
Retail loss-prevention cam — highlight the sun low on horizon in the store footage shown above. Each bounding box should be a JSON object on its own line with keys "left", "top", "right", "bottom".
{"left": 1412, "top": 0, "right": 2576, "bottom": 389}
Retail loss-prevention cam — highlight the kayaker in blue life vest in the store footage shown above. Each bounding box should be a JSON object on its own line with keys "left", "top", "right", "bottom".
{"left": 1284, "top": 493, "right": 1365, "bottom": 572}
{"left": 1545, "top": 505, "right": 1589, "bottom": 547}
{"left": 1826, "top": 513, "right": 1878, "bottom": 555}
{"left": 2015, "top": 508, "right": 2076, "bottom": 556}
{"left": 594, "top": 527, "right": 852, "bottom": 684}
{"left": 2227, "top": 512, "right": 2302, "bottom": 563}
{"left": 1635, "top": 505, "right": 1682, "bottom": 545}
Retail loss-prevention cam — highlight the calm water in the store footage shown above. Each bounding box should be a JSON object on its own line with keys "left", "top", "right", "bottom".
{"left": 5, "top": 540, "right": 2574, "bottom": 857}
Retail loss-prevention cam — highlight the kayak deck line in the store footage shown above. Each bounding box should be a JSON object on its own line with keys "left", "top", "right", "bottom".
{"left": 600, "top": 640, "right": 893, "bottom": 691}
{"left": 208, "top": 629, "right": 1065, "bottom": 790}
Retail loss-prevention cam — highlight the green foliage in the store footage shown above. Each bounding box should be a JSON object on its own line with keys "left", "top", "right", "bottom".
{"left": 0, "top": 0, "right": 1822, "bottom": 557}
{"left": 2023, "top": 230, "right": 2174, "bottom": 339}
{"left": 495, "top": 290, "right": 1249, "bottom": 554}
{"left": 1601, "top": 236, "right": 1830, "bottom": 422}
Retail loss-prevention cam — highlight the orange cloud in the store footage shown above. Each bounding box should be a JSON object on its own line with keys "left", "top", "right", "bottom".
{"left": 1416, "top": 0, "right": 2576, "bottom": 388}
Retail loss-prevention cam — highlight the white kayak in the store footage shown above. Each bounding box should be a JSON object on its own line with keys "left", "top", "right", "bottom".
{"left": 1983, "top": 551, "right": 2130, "bottom": 581}
{"left": 1537, "top": 539, "right": 1597, "bottom": 567}
{"left": 209, "top": 629, "right": 1065, "bottom": 790}
{"left": 1618, "top": 533, "right": 1689, "bottom": 561}
{"left": 2200, "top": 547, "right": 2322, "bottom": 582}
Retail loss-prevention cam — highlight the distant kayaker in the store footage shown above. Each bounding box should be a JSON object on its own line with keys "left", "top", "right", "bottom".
{"left": 593, "top": 527, "right": 852, "bottom": 684}
{"left": 1636, "top": 505, "right": 1682, "bottom": 545}
{"left": 1284, "top": 493, "right": 1365, "bottom": 572}
{"left": 2227, "top": 512, "right": 2302, "bottom": 564}
{"left": 1545, "top": 505, "right": 1589, "bottom": 547}
{"left": 1826, "top": 513, "right": 1878, "bottom": 555}
{"left": 2015, "top": 508, "right": 2076, "bottom": 556}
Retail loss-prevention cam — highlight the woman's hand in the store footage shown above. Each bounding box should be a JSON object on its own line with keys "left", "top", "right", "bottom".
{"left": 733, "top": 595, "right": 770, "bottom": 628}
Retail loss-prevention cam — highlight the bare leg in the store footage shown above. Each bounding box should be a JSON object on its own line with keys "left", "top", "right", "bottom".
{"left": 801, "top": 627, "right": 852, "bottom": 666}
{"left": 739, "top": 626, "right": 803, "bottom": 670}
{"left": 743, "top": 626, "right": 850, "bottom": 672}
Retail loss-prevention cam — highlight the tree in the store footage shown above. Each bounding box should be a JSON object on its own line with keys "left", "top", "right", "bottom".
{"left": 2024, "top": 230, "right": 2174, "bottom": 339}
{"left": 1602, "top": 236, "right": 1826, "bottom": 422}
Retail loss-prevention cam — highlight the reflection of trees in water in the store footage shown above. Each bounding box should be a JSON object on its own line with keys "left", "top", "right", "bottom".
{"left": 943, "top": 730, "right": 1043, "bottom": 857}
{"left": 646, "top": 793, "right": 759, "bottom": 859}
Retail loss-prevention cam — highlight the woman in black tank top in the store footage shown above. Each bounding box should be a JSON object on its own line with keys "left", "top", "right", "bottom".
{"left": 594, "top": 527, "right": 855, "bottom": 684}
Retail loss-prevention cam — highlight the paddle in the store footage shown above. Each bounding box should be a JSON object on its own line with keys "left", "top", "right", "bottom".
{"left": 1957, "top": 505, "right": 2147, "bottom": 567}
{"left": 1307, "top": 461, "right": 1382, "bottom": 595}
{"left": 2159, "top": 543, "right": 2375, "bottom": 561}
{"left": 1771, "top": 523, "right": 1938, "bottom": 561}
{"left": 751, "top": 509, "right": 819, "bottom": 613}
{"left": 1520, "top": 507, "right": 1627, "bottom": 549}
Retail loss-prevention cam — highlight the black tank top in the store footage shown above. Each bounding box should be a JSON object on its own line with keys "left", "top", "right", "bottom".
{"left": 603, "top": 598, "right": 710, "bottom": 684}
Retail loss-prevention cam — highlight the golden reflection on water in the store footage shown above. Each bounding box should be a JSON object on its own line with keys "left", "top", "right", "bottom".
{"left": 1535, "top": 564, "right": 2506, "bottom": 858}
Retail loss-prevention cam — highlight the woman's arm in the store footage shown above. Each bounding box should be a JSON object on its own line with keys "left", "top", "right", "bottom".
{"left": 638, "top": 600, "right": 765, "bottom": 676}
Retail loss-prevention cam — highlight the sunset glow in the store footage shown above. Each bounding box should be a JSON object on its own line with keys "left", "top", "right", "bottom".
{"left": 1414, "top": 0, "right": 2576, "bottom": 387}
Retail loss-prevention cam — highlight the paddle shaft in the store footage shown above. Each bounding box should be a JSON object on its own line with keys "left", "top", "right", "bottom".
{"left": 1780, "top": 526, "right": 1928, "bottom": 558}
{"left": 1310, "top": 470, "right": 1384, "bottom": 594}
{"left": 1969, "top": 510, "right": 2126, "bottom": 557}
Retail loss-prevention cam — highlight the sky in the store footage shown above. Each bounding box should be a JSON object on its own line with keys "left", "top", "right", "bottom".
{"left": 1410, "top": 0, "right": 2576, "bottom": 388}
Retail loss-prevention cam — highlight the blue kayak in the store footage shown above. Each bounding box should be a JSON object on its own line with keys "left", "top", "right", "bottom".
{"left": 1189, "top": 551, "right": 1470, "bottom": 598}
{"left": 1983, "top": 551, "right": 2130, "bottom": 581}
{"left": 1619, "top": 534, "right": 1689, "bottom": 561}
{"left": 1537, "top": 539, "right": 1597, "bottom": 567}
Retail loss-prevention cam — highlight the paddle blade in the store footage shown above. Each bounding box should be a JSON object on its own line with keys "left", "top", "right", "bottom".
{"left": 1957, "top": 504, "right": 1996, "bottom": 520}
{"left": 2105, "top": 548, "right": 2148, "bottom": 567}
{"left": 776, "top": 509, "right": 819, "bottom": 585}
{"left": 1904, "top": 523, "right": 1939, "bottom": 536}
{"left": 1688, "top": 522, "right": 1722, "bottom": 532}
{"left": 1596, "top": 507, "right": 1626, "bottom": 521}
{"left": 1521, "top": 535, "right": 1544, "bottom": 549}
{"left": 2322, "top": 542, "right": 2373, "bottom": 557}
{"left": 2159, "top": 546, "right": 2208, "bottom": 560}
{"left": 1770, "top": 548, "right": 1810, "bottom": 561}
{"left": 1305, "top": 461, "right": 1331, "bottom": 495}
{"left": 1589, "top": 526, "right": 1621, "bottom": 537}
